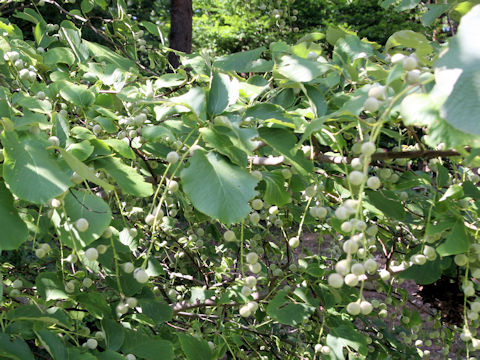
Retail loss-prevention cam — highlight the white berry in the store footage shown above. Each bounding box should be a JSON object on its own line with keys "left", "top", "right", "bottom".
{"left": 86, "top": 338, "right": 97, "bottom": 350}
{"left": 122, "top": 262, "right": 134, "bottom": 273}
{"left": 126, "top": 297, "right": 138, "bottom": 308}
{"left": 85, "top": 248, "right": 98, "bottom": 261}
{"left": 134, "top": 269, "right": 149, "bottom": 283}
{"left": 289, "top": 237, "right": 300, "bottom": 248}
{"left": 348, "top": 171, "right": 365, "bottom": 186}
{"left": 166, "top": 151, "right": 180, "bottom": 164}
{"left": 361, "top": 142, "right": 376, "bottom": 156}
{"left": 363, "top": 97, "right": 381, "bottom": 112}
{"left": 402, "top": 55, "right": 418, "bottom": 71}
{"left": 75, "top": 218, "right": 89, "bottom": 232}
{"left": 246, "top": 252, "right": 259, "bottom": 264}
{"left": 367, "top": 176, "right": 381, "bottom": 190}
{"left": 346, "top": 301, "right": 361, "bottom": 315}
{"left": 223, "top": 230, "right": 236, "bottom": 242}
{"left": 328, "top": 273, "right": 344, "bottom": 288}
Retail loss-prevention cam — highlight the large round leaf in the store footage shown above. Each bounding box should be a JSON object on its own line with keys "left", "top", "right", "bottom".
{"left": 0, "top": 182, "right": 28, "bottom": 251}
{"left": 63, "top": 189, "right": 112, "bottom": 248}
{"left": 181, "top": 151, "right": 258, "bottom": 225}
{"left": 1, "top": 131, "right": 72, "bottom": 204}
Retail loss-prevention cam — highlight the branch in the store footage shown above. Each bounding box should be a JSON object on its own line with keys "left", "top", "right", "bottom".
{"left": 42, "top": 0, "right": 161, "bottom": 77}
{"left": 249, "top": 148, "right": 465, "bottom": 166}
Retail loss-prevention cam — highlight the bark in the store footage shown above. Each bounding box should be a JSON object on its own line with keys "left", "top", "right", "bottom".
{"left": 168, "top": 0, "right": 193, "bottom": 69}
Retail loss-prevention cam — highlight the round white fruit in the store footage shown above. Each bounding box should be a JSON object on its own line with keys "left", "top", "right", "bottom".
{"left": 134, "top": 269, "right": 149, "bottom": 283}
{"left": 126, "top": 297, "right": 138, "bottom": 308}
{"left": 239, "top": 305, "right": 251, "bottom": 317}
{"left": 367, "top": 176, "right": 381, "bottom": 190}
{"left": 344, "top": 273, "right": 359, "bottom": 287}
{"left": 335, "top": 259, "right": 350, "bottom": 275}
{"left": 328, "top": 273, "right": 344, "bottom": 288}
{"left": 289, "top": 236, "right": 300, "bottom": 248}
{"left": 246, "top": 252, "right": 259, "bottom": 264}
{"left": 75, "top": 218, "right": 89, "bottom": 232}
{"left": 166, "top": 151, "right": 180, "bottom": 164}
{"left": 122, "top": 262, "right": 134, "bottom": 273}
{"left": 363, "top": 97, "right": 381, "bottom": 112}
{"left": 86, "top": 338, "right": 98, "bottom": 350}
{"left": 360, "top": 301, "right": 373, "bottom": 315}
{"left": 245, "top": 276, "right": 257, "bottom": 288}
{"left": 346, "top": 301, "right": 361, "bottom": 315}
{"left": 223, "top": 230, "right": 236, "bottom": 242}
{"left": 249, "top": 262, "right": 262, "bottom": 274}
{"left": 251, "top": 199, "right": 263, "bottom": 210}
{"left": 351, "top": 263, "right": 365, "bottom": 275}
{"left": 85, "top": 248, "right": 98, "bottom": 261}
{"left": 402, "top": 55, "right": 418, "bottom": 71}
{"left": 12, "top": 279, "right": 23, "bottom": 289}
{"left": 348, "top": 171, "right": 365, "bottom": 186}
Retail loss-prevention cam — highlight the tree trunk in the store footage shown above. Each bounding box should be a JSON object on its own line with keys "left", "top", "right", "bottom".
{"left": 168, "top": 0, "right": 193, "bottom": 69}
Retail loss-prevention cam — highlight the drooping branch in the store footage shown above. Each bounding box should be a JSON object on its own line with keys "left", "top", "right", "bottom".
{"left": 249, "top": 148, "right": 465, "bottom": 166}
{"left": 42, "top": 0, "right": 161, "bottom": 76}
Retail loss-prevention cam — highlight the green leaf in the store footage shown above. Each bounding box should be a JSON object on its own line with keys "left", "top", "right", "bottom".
{"left": 75, "top": 292, "right": 111, "bottom": 319}
{"left": 400, "top": 256, "right": 444, "bottom": 284}
{"left": 35, "top": 329, "right": 67, "bottom": 360}
{"left": 140, "top": 20, "right": 164, "bottom": 38}
{"left": 275, "top": 54, "right": 330, "bottom": 82}
{"left": 178, "top": 333, "right": 213, "bottom": 360}
{"left": 138, "top": 299, "right": 173, "bottom": 324}
{"left": 102, "top": 139, "right": 136, "bottom": 160}
{"left": 439, "top": 184, "right": 464, "bottom": 202}
{"left": 436, "top": 220, "right": 470, "bottom": 256}
{"left": 326, "top": 25, "right": 358, "bottom": 46}
{"left": 7, "top": 305, "right": 72, "bottom": 329}
{"left": 326, "top": 325, "right": 368, "bottom": 360}
{"left": 95, "top": 350, "right": 126, "bottom": 360}
{"left": 121, "top": 331, "right": 173, "bottom": 360}
{"left": 0, "top": 333, "right": 34, "bottom": 360}
{"left": 95, "top": 157, "right": 153, "bottom": 197}
{"left": 85, "top": 40, "right": 136, "bottom": 72}
{"left": 154, "top": 73, "right": 185, "bottom": 88}
{"left": 12, "top": 93, "right": 52, "bottom": 114}
{"left": 385, "top": 30, "right": 433, "bottom": 60}
{"left": 1, "top": 131, "right": 72, "bottom": 204}
{"left": 102, "top": 318, "right": 125, "bottom": 351}
{"left": 0, "top": 182, "right": 28, "bottom": 251}
{"left": 59, "top": 81, "right": 95, "bottom": 108}
{"left": 304, "top": 84, "right": 327, "bottom": 117}
{"left": 400, "top": 93, "right": 440, "bottom": 127}
{"left": 262, "top": 171, "right": 291, "bottom": 206}
{"left": 463, "top": 181, "right": 480, "bottom": 199}
{"left": 213, "top": 47, "right": 272, "bottom": 72}
{"left": 208, "top": 72, "right": 230, "bottom": 116}
{"left": 245, "top": 103, "right": 295, "bottom": 127}
{"left": 81, "top": 0, "right": 95, "bottom": 13}
{"left": 181, "top": 150, "right": 258, "bottom": 225}
{"left": 258, "top": 127, "right": 313, "bottom": 175}
{"left": 44, "top": 47, "right": 76, "bottom": 66}
{"left": 36, "top": 272, "right": 68, "bottom": 301}
{"left": 67, "top": 140, "right": 94, "bottom": 161}
{"left": 422, "top": 4, "right": 451, "bottom": 26}
{"left": 335, "top": 35, "right": 373, "bottom": 61}
{"left": 266, "top": 290, "right": 315, "bottom": 326}
{"left": 200, "top": 127, "right": 247, "bottom": 167}
{"left": 169, "top": 87, "right": 206, "bottom": 121}
{"left": 62, "top": 189, "right": 111, "bottom": 248}
{"left": 397, "top": 0, "right": 421, "bottom": 11}
{"left": 365, "top": 190, "right": 406, "bottom": 221}
{"left": 56, "top": 147, "right": 114, "bottom": 191}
